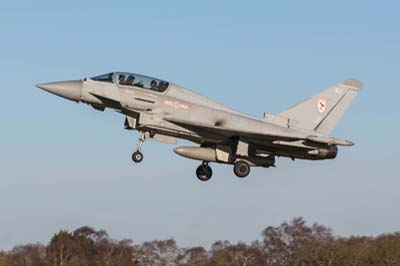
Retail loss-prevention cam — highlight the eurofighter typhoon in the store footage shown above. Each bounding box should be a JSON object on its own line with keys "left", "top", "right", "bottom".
{"left": 37, "top": 72, "right": 362, "bottom": 181}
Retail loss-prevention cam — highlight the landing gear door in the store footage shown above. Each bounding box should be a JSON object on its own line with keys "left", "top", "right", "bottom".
{"left": 125, "top": 116, "right": 138, "bottom": 130}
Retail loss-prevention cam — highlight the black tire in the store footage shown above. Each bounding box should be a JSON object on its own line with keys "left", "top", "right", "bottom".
{"left": 132, "top": 151, "right": 143, "bottom": 163}
{"left": 234, "top": 161, "right": 251, "bottom": 178}
{"left": 196, "top": 164, "right": 213, "bottom": 181}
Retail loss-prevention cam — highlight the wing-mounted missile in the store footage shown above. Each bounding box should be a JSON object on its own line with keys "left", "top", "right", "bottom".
{"left": 273, "top": 139, "right": 338, "bottom": 159}
{"left": 306, "top": 135, "right": 354, "bottom": 146}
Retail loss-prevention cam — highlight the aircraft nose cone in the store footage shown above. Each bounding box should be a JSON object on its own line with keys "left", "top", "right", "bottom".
{"left": 36, "top": 80, "right": 83, "bottom": 102}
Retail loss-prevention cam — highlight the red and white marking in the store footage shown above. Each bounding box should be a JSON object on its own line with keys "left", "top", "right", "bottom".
{"left": 317, "top": 98, "right": 327, "bottom": 113}
{"left": 164, "top": 99, "right": 190, "bottom": 110}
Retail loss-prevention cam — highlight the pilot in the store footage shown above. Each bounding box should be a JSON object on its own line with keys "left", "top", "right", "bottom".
{"left": 158, "top": 81, "right": 165, "bottom": 92}
{"left": 118, "top": 74, "right": 126, "bottom": 85}
{"left": 126, "top": 75, "right": 135, "bottom": 86}
{"left": 150, "top": 80, "right": 158, "bottom": 91}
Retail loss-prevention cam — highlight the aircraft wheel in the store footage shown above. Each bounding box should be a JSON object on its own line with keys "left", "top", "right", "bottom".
{"left": 132, "top": 151, "right": 144, "bottom": 163}
{"left": 196, "top": 164, "right": 213, "bottom": 181}
{"left": 234, "top": 161, "right": 251, "bottom": 178}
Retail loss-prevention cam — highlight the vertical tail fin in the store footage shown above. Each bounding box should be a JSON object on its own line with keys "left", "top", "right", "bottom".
{"left": 278, "top": 79, "right": 363, "bottom": 135}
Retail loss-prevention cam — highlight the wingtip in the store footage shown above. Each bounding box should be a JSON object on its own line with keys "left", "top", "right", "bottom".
{"left": 345, "top": 140, "right": 355, "bottom": 147}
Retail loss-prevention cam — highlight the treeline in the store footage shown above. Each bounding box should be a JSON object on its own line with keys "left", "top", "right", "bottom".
{"left": 1, "top": 217, "right": 400, "bottom": 266}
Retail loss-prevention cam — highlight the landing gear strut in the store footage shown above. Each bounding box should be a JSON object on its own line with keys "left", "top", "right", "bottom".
{"left": 132, "top": 132, "right": 146, "bottom": 163}
{"left": 234, "top": 160, "right": 251, "bottom": 178}
{"left": 196, "top": 162, "right": 213, "bottom": 181}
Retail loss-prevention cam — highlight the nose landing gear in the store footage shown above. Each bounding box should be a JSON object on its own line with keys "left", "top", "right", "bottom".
{"left": 196, "top": 162, "right": 213, "bottom": 181}
{"left": 132, "top": 151, "right": 143, "bottom": 163}
{"left": 132, "top": 132, "right": 146, "bottom": 163}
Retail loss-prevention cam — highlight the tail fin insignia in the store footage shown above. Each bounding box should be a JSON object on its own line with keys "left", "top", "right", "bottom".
{"left": 317, "top": 98, "right": 327, "bottom": 113}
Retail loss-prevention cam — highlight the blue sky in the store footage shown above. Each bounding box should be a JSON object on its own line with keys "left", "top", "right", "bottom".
{"left": 0, "top": 0, "right": 399, "bottom": 250}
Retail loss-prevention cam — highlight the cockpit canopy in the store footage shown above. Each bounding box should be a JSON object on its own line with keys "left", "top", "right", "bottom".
{"left": 91, "top": 72, "right": 170, "bottom": 93}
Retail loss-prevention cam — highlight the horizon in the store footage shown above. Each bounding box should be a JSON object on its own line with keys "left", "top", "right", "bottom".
{"left": 1, "top": 216, "right": 399, "bottom": 251}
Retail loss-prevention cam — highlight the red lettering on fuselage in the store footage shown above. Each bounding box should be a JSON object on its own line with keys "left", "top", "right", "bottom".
{"left": 164, "top": 99, "right": 190, "bottom": 110}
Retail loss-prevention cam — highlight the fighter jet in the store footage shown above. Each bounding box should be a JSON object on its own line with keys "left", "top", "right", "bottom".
{"left": 37, "top": 72, "right": 362, "bottom": 181}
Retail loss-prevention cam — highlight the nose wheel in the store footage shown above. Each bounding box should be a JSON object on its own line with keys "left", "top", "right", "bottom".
{"left": 132, "top": 132, "right": 146, "bottom": 164}
{"left": 196, "top": 162, "right": 213, "bottom": 181}
{"left": 132, "top": 151, "right": 143, "bottom": 163}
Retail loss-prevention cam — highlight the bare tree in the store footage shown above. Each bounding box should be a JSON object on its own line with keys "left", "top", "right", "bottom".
{"left": 2, "top": 220, "right": 400, "bottom": 266}
{"left": 176, "top": 247, "right": 208, "bottom": 266}
{"left": 139, "top": 239, "right": 182, "bottom": 266}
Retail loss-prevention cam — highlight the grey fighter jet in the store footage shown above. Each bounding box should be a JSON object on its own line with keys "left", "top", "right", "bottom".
{"left": 37, "top": 72, "right": 362, "bottom": 181}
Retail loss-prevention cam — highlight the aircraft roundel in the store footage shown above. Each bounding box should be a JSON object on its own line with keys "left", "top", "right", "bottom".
{"left": 317, "top": 98, "right": 327, "bottom": 113}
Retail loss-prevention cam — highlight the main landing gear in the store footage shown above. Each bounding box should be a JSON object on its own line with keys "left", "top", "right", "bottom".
{"left": 132, "top": 133, "right": 145, "bottom": 163}
{"left": 234, "top": 160, "right": 251, "bottom": 178}
{"left": 196, "top": 162, "right": 213, "bottom": 182}
{"left": 195, "top": 160, "right": 251, "bottom": 181}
